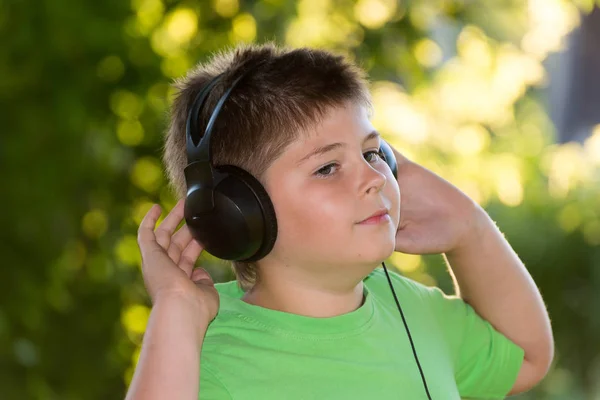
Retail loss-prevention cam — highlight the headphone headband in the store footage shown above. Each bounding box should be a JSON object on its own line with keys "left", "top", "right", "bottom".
{"left": 185, "top": 73, "right": 223, "bottom": 164}
{"left": 185, "top": 71, "right": 250, "bottom": 164}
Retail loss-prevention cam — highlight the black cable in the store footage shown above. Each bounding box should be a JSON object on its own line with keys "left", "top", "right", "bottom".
{"left": 381, "top": 261, "right": 432, "bottom": 400}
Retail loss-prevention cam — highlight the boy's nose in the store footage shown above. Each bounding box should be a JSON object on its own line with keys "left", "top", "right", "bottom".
{"left": 360, "top": 165, "right": 387, "bottom": 195}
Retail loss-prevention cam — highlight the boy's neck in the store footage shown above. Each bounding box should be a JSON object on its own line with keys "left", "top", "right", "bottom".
{"left": 240, "top": 280, "right": 366, "bottom": 318}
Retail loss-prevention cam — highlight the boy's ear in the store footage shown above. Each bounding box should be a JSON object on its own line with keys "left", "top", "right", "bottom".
{"left": 379, "top": 140, "right": 398, "bottom": 179}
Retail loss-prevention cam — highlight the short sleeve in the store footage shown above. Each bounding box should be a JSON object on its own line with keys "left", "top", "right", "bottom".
{"left": 199, "top": 366, "right": 232, "bottom": 399}
{"left": 424, "top": 285, "right": 525, "bottom": 399}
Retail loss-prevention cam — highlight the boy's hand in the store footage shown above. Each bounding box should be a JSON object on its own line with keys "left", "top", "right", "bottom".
{"left": 393, "top": 152, "right": 485, "bottom": 255}
{"left": 137, "top": 198, "right": 220, "bottom": 322}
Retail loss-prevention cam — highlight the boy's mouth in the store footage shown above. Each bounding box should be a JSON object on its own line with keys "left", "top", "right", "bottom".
{"left": 357, "top": 208, "right": 389, "bottom": 224}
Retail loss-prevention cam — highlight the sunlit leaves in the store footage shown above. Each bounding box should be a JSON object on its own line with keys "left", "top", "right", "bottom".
{"left": 354, "top": 0, "right": 397, "bottom": 30}
{"left": 116, "top": 235, "right": 143, "bottom": 267}
{"left": 130, "top": 157, "right": 164, "bottom": 193}
{"left": 452, "top": 125, "right": 490, "bottom": 156}
{"left": 121, "top": 304, "right": 151, "bottom": 336}
{"left": 110, "top": 90, "right": 144, "bottom": 120}
{"left": 213, "top": 0, "right": 240, "bottom": 18}
{"left": 97, "top": 55, "right": 126, "bottom": 82}
{"left": 522, "top": 0, "right": 581, "bottom": 59}
{"left": 542, "top": 143, "right": 595, "bottom": 199}
{"left": 413, "top": 38, "right": 443, "bottom": 68}
{"left": 371, "top": 81, "right": 429, "bottom": 145}
{"left": 117, "top": 119, "right": 145, "bottom": 146}
{"left": 131, "top": 0, "right": 165, "bottom": 36}
{"left": 584, "top": 125, "right": 600, "bottom": 165}
{"left": 230, "top": 13, "right": 257, "bottom": 42}
{"left": 151, "top": 7, "right": 199, "bottom": 57}
{"left": 82, "top": 209, "right": 109, "bottom": 238}
{"left": 286, "top": 0, "right": 363, "bottom": 48}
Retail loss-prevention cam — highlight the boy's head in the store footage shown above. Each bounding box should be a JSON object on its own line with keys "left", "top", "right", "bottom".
{"left": 163, "top": 43, "right": 400, "bottom": 291}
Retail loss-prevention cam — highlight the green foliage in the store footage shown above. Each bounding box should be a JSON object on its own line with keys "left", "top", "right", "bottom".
{"left": 2, "top": 0, "right": 599, "bottom": 398}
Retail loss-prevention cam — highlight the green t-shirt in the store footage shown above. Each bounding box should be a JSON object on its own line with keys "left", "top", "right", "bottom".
{"left": 199, "top": 267, "right": 524, "bottom": 399}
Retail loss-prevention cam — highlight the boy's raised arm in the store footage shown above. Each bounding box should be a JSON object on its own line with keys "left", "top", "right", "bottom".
{"left": 390, "top": 145, "right": 554, "bottom": 395}
{"left": 125, "top": 200, "right": 221, "bottom": 399}
{"left": 443, "top": 211, "right": 554, "bottom": 395}
{"left": 125, "top": 295, "right": 210, "bottom": 400}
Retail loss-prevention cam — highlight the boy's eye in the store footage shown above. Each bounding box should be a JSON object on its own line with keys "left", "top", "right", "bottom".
{"left": 315, "top": 163, "right": 337, "bottom": 177}
{"left": 364, "top": 150, "right": 382, "bottom": 163}
{"left": 314, "top": 150, "right": 382, "bottom": 178}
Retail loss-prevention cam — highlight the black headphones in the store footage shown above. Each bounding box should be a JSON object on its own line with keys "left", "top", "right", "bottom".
{"left": 183, "top": 68, "right": 432, "bottom": 399}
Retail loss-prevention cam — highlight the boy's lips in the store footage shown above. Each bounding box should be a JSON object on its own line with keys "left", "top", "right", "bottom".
{"left": 358, "top": 208, "right": 389, "bottom": 223}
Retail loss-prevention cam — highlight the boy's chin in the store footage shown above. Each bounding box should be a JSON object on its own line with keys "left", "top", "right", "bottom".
{"left": 353, "top": 244, "right": 396, "bottom": 266}
{"left": 371, "top": 237, "right": 396, "bottom": 255}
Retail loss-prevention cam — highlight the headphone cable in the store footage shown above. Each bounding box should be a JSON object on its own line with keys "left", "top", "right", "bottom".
{"left": 381, "top": 261, "right": 432, "bottom": 400}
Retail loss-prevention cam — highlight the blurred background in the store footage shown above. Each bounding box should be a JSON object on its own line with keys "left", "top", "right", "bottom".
{"left": 2, "top": 0, "right": 600, "bottom": 398}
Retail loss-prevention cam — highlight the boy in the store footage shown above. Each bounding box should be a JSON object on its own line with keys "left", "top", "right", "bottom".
{"left": 127, "top": 43, "right": 553, "bottom": 399}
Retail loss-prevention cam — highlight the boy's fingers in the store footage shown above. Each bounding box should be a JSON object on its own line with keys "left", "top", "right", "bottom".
{"left": 179, "top": 239, "right": 204, "bottom": 276}
{"left": 192, "top": 267, "right": 214, "bottom": 286}
{"left": 168, "top": 224, "right": 193, "bottom": 264}
{"left": 138, "top": 205, "right": 162, "bottom": 258}
{"left": 155, "top": 198, "right": 185, "bottom": 249}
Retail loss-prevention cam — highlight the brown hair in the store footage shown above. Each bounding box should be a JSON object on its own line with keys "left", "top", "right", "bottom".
{"left": 162, "top": 42, "right": 372, "bottom": 291}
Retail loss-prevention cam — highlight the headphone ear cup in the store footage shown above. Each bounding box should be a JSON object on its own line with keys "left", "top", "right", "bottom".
{"left": 184, "top": 165, "right": 277, "bottom": 262}
{"left": 217, "top": 165, "right": 278, "bottom": 262}
{"left": 379, "top": 140, "right": 398, "bottom": 179}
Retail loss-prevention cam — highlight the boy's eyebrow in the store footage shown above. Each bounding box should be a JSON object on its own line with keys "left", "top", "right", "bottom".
{"left": 296, "top": 130, "right": 380, "bottom": 166}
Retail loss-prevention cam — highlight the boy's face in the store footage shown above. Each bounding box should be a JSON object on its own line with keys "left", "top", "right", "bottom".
{"left": 261, "top": 102, "right": 401, "bottom": 281}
